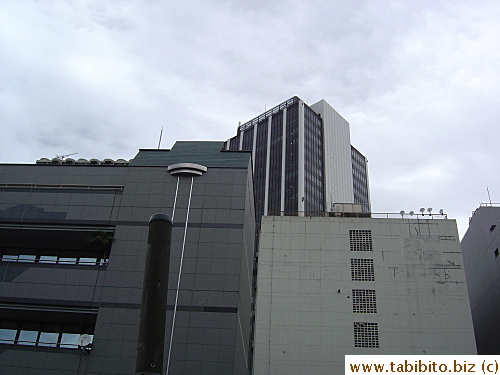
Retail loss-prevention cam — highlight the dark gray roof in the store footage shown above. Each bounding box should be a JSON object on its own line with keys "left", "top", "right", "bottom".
{"left": 130, "top": 141, "right": 251, "bottom": 168}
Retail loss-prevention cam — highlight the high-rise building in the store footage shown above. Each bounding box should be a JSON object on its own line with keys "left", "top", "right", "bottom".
{"left": 254, "top": 212, "right": 476, "bottom": 374}
{"left": 0, "top": 142, "right": 257, "bottom": 375}
{"left": 461, "top": 204, "right": 500, "bottom": 354}
{"left": 225, "top": 96, "right": 370, "bottom": 221}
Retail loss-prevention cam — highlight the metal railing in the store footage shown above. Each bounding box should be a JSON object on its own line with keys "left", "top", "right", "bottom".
{"left": 469, "top": 203, "right": 500, "bottom": 223}
{"left": 238, "top": 96, "right": 301, "bottom": 132}
{"left": 0, "top": 335, "right": 93, "bottom": 349}
{"left": 266, "top": 211, "right": 449, "bottom": 219}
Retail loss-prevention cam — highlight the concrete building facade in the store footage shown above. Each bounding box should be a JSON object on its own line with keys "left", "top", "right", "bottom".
{"left": 253, "top": 214, "right": 476, "bottom": 374}
{"left": 461, "top": 204, "right": 500, "bottom": 354}
{"left": 0, "top": 141, "right": 256, "bottom": 375}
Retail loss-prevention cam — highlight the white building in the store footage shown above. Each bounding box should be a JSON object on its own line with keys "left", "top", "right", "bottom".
{"left": 253, "top": 213, "right": 476, "bottom": 374}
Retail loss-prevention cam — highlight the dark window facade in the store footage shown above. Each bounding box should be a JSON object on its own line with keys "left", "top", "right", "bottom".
{"left": 242, "top": 127, "right": 254, "bottom": 151}
{"left": 351, "top": 146, "right": 370, "bottom": 212}
{"left": 0, "top": 308, "right": 96, "bottom": 349}
{"left": 0, "top": 321, "right": 94, "bottom": 348}
{"left": 0, "top": 228, "right": 113, "bottom": 267}
{"left": 267, "top": 111, "right": 283, "bottom": 214}
{"left": 228, "top": 135, "right": 240, "bottom": 151}
{"left": 284, "top": 103, "right": 299, "bottom": 214}
{"left": 0, "top": 247, "right": 109, "bottom": 266}
{"left": 303, "top": 106, "right": 324, "bottom": 215}
{"left": 254, "top": 120, "right": 269, "bottom": 221}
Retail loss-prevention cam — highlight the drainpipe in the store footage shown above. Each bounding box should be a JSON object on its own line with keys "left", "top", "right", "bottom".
{"left": 135, "top": 213, "right": 173, "bottom": 375}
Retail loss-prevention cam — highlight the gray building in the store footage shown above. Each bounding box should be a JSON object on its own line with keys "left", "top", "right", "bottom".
{"left": 0, "top": 141, "right": 256, "bottom": 374}
{"left": 226, "top": 96, "right": 370, "bottom": 220}
{"left": 253, "top": 212, "right": 476, "bottom": 374}
{"left": 461, "top": 204, "right": 500, "bottom": 354}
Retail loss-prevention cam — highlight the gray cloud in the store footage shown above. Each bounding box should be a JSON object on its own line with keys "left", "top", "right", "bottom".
{"left": 0, "top": 0, "right": 499, "bottom": 236}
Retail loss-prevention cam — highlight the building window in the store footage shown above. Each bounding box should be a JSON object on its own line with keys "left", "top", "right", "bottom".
{"left": 351, "top": 259, "right": 375, "bottom": 281}
{"left": 352, "top": 289, "right": 377, "bottom": 313}
{"left": 354, "top": 322, "right": 379, "bottom": 348}
{"left": 495, "top": 248, "right": 499, "bottom": 258}
{"left": 0, "top": 307, "right": 96, "bottom": 350}
{"left": 0, "top": 247, "right": 108, "bottom": 266}
{"left": 0, "top": 228, "right": 113, "bottom": 267}
{"left": 350, "top": 230, "right": 372, "bottom": 251}
{"left": 0, "top": 321, "right": 93, "bottom": 348}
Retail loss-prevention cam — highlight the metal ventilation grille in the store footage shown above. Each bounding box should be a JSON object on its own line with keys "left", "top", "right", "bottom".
{"left": 350, "top": 230, "right": 372, "bottom": 251}
{"left": 351, "top": 259, "right": 375, "bottom": 281}
{"left": 352, "top": 289, "right": 377, "bottom": 313}
{"left": 354, "top": 322, "right": 379, "bottom": 348}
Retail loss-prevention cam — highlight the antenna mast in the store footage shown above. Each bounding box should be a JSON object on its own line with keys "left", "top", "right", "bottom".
{"left": 55, "top": 153, "right": 78, "bottom": 160}
{"left": 158, "top": 127, "right": 163, "bottom": 149}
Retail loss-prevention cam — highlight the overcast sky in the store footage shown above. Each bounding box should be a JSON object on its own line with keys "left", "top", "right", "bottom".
{"left": 1, "top": 0, "right": 499, "bottom": 237}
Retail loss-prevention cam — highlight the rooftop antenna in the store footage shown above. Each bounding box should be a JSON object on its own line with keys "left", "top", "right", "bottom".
{"left": 487, "top": 186, "right": 492, "bottom": 205}
{"left": 55, "top": 152, "right": 78, "bottom": 160}
{"left": 157, "top": 127, "right": 163, "bottom": 149}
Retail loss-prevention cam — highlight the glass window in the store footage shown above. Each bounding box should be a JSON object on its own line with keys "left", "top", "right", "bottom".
{"left": 1, "top": 245, "right": 109, "bottom": 267}
{"left": 0, "top": 313, "right": 96, "bottom": 349}
{"left": 0, "top": 321, "right": 18, "bottom": 344}
{"left": 1, "top": 254, "right": 18, "bottom": 262}
{"left": 59, "top": 250, "right": 79, "bottom": 264}
{"left": 38, "top": 323, "right": 60, "bottom": 347}
{"left": 59, "top": 333, "right": 81, "bottom": 348}
{"left": 39, "top": 255, "right": 58, "bottom": 264}
{"left": 58, "top": 257, "right": 78, "bottom": 264}
{"left": 17, "top": 330, "right": 38, "bottom": 346}
{"left": 38, "top": 332, "right": 59, "bottom": 347}
{"left": 0, "top": 329, "right": 17, "bottom": 344}
{"left": 18, "top": 255, "right": 36, "bottom": 263}
{"left": 78, "top": 258, "right": 97, "bottom": 265}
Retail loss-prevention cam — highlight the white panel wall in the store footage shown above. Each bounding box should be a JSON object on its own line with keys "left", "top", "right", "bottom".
{"left": 310, "top": 100, "right": 354, "bottom": 210}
